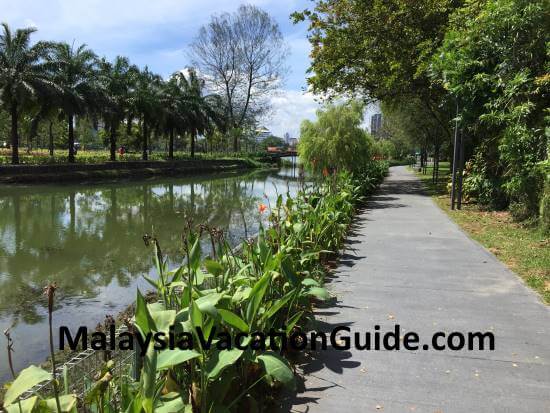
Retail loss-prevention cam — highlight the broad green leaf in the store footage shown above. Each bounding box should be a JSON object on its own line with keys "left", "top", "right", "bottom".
{"left": 141, "top": 343, "right": 158, "bottom": 413}
{"left": 306, "top": 287, "right": 330, "bottom": 301}
{"left": 5, "top": 395, "right": 38, "bottom": 412}
{"left": 4, "top": 365, "right": 52, "bottom": 406}
{"left": 155, "top": 393, "right": 191, "bottom": 413}
{"left": 204, "top": 259, "right": 224, "bottom": 277}
{"left": 135, "top": 289, "right": 157, "bottom": 338}
{"left": 190, "top": 300, "right": 202, "bottom": 329}
{"left": 218, "top": 309, "right": 249, "bottom": 332}
{"left": 257, "top": 352, "right": 295, "bottom": 389}
{"left": 157, "top": 350, "right": 201, "bottom": 370}
{"left": 195, "top": 292, "right": 224, "bottom": 318}
{"left": 301, "top": 278, "right": 320, "bottom": 287}
{"left": 44, "top": 394, "right": 78, "bottom": 412}
{"left": 150, "top": 309, "right": 176, "bottom": 335}
{"left": 205, "top": 349, "right": 243, "bottom": 380}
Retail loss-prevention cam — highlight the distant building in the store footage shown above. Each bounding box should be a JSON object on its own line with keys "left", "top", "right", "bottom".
{"left": 370, "top": 113, "right": 382, "bottom": 137}
{"left": 284, "top": 132, "right": 291, "bottom": 144}
{"left": 288, "top": 138, "right": 298, "bottom": 148}
{"left": 255, "top": 126, "right": 271, "bottom": 142}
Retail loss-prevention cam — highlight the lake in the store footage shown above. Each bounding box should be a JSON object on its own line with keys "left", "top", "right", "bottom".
{"left": 0, "top": 166, "right": 303, "bottom": 381}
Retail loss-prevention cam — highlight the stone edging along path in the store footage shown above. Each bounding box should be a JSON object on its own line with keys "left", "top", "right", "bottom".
{"left": 286, "top": 166, "right": 550, "bottom": 413}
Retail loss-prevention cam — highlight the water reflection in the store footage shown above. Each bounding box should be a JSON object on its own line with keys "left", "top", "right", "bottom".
{"left": 0, "top": 167, "right": 302, "bottom": 380}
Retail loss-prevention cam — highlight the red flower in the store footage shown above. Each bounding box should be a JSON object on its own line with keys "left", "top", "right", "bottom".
{"left": 322, "top": 167, "right": 329, "bottom": 177}
{"left": 258, "top": 203, "right": 267, "bottom": 214}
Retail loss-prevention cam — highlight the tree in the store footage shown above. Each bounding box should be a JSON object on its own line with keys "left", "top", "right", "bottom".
{"left": 299, "top": 101, "right": 373, "bottom": 173}
{"left": 434, "top": 0, "right": 549, "bottom": 217}
{"left": 260, "top": 135, "right": 285, "bottom": 150}
{"left": 100, "top": 56, "right": 138, "bottom": 161}
{"left": 190, "top": 4, "right": 288, "bottom": 151}
{"left": 292, "top": 0, "right": 460, "bottom": 140}
{"left": 49, "top": 42, "right": 102, "bottom": 163}
{"left": 0, "top": 23, "right": 55, "bottom": 164}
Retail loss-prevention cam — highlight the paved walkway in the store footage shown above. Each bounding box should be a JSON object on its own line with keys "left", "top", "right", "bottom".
{"left": 288, "top": 166, "right": 550, "bottom": 413}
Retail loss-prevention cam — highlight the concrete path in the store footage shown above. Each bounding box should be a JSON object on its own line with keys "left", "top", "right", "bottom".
{"left": 288, "top": 166, "right": 550, "bottom": 413}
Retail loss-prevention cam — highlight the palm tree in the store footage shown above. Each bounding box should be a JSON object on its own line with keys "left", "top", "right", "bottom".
{"left": 0, "top": 23, "right": 56, "bottom": 164}
{"left": 49, "top": 42, "right": 101, "bottom": 163}
{"left": 173, "top": 69, "right": 226, "bottom": 158}
{"left": 100, "top": 56, "right": 137, "bottom": 161}
{"left": 133, "top": 67, "right": 163, "bottom": 160}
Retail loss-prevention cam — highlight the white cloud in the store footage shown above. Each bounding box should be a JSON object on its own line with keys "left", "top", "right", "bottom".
{"left": 265, "top": 90, "right": 322, "bottom": 139}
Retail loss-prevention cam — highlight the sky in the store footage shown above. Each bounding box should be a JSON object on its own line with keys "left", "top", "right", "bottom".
{"left": 1, "top": 0, "right": 377, "bottom": 138}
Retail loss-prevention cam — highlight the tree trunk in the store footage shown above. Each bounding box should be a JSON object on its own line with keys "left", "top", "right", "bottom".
{"left": 68, "top": 114, "right": 75, "bottom": 163}
{"left": 109, "top": 123, "right": 117, "bottom": 161}
{"left": 142, "top": 118, "right": 148, "bottom": 160}
{"left": 169, "top": 128, "right": 174, "bottom": 159}
{"left": 49, "top": 121, "right": 54, "bottom": 157}
{"left": 190, "top": 133, "right": 195, "bottom": 158}
{"left": 232, "top": 132, "right": 238, "bottom": 153}
{"left": 10, "top": 103, "right": 19, "bottom": 165}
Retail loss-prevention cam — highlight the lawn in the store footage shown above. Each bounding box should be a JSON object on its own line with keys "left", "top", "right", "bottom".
{"left": 411, "top": 162, "right": 550, "bottom": 304}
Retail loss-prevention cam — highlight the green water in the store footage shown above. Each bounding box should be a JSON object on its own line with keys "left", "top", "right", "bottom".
{"left": 0, "top": 167, "right": 303, "bottom": 381}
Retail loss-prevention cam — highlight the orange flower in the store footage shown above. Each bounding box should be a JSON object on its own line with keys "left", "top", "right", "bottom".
{"left": 258, "top": 203, "right": 267, "bottom": 214}
{"left": 322, "top": 167, "right": 329, "bottom": 177}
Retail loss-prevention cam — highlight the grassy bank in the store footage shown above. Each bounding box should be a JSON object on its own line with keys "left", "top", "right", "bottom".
{"left": 0, "top": 158, "right": 269, "bottom": 184}
{"left": 411, "top": 163, "right": 550, "bottom": 304}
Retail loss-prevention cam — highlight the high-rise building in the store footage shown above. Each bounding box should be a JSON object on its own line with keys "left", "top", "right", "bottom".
{"left": 370, "top": 113, "right": 382, "bottom": 137}
{"left": 255, "top": 126, "right": 271, "bottom": 142}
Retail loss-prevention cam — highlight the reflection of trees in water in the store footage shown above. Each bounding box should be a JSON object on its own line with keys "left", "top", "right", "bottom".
{"left": 0, "top": 171, "right": 266, "bottom": 326}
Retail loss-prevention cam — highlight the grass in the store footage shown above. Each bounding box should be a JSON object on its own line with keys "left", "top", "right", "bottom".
{"left": 0, "top": 148, "right": 268, "bottom": 165}
{"left": 411, "top": 162, "right": 550, "bottom": 304}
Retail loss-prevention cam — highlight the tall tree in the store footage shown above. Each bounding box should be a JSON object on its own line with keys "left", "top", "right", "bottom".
{"left": 49, "top": 42, "right": 101, "bottom": 163}
{"left": 132, "top": 67, "right": 163, "bottom": 160}
{"left": 189, "top": 5, "right": 288, "bottom": 151}
{"left": 0, "top": 23, "right": 55, "bottom": 164}
{"left": 100, "top": 56, "right": 137, "bottom": 161}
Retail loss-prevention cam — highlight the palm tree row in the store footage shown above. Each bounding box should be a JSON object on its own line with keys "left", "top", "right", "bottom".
{"left": 0, "top": 23, "right": 226, "bottom": 164}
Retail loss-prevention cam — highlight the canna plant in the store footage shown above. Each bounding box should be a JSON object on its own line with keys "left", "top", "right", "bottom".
{"left": 2, "top": 162, "right": 388, "bottom": 413}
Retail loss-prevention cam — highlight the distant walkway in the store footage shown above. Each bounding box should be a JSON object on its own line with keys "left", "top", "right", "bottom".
{"left": 289, "top": 166, "right": 550, "bottom": 412}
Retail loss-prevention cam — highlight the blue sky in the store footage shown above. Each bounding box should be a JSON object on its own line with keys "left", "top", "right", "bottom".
{"left": 2, "top": 0, "right": 376, "bottom": 137}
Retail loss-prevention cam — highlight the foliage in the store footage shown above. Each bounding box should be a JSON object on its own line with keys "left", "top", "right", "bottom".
{"left": 434, "top": 0, "right": 549, "bottom": 220}
{"left": 298, "top": 101, "right": 373, "bottom": 173}
{"left": 2, "top": 162, "right": 389, "bottom": 412}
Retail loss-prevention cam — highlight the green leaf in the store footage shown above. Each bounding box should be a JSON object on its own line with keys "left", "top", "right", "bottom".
{"left": 264, "top": 289, "right": 295, "bottom": 321}
{"left": 44, "top": 394, "right": 78, "bottom": 412}
{"left": 190, "top": 300, "right": 202, "bottom": 329}
{"left": 150, "top": 309, "right": 176, "bottom": 335}
{"left": 205, "top": 349, "right": 243, "bottom": 380}
{"left": 280, "top": 256, "right": 299, "bottom": 287}
{"left": 218, "top": 309, "right": 249, "bottom": 332}
{"left": 301, "top": 278, "right": 320, "bottom": 287}
{"left": 5, "top": 396, "right": 38, "bottom": 412}
{"left": 245, "top": 272, "right": 271, "bottom": 325}
{"left": 4, "top": 365, "right": 52, "bottom": 406}
{"left": 157, "top": 349, "right": 200, "bottom": 370}
{"left": 204, "top": 259, "right": 224, "bottom": 277}
{"left": 189, "top": 238, "right": 201, "bottom": 272}
{"left": 155, "top": 394, "right": 191, "bottom": 413}
{"left": 135, "top": 289, "right": 157, "bottom": 338}
{"left": 257, "top": 352, "right": 295, "bottom": 389}
{"left": 141, "top": 343, "right": 158, "bottom": 413}
{"left": 195, "top": 292, "right": 223, "bottom": 318}
{"left": 285, "top": 311, "right": 304, "bottom": 335}
{"left": 306, "top": 287, "right": 330, "bottom": 301}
